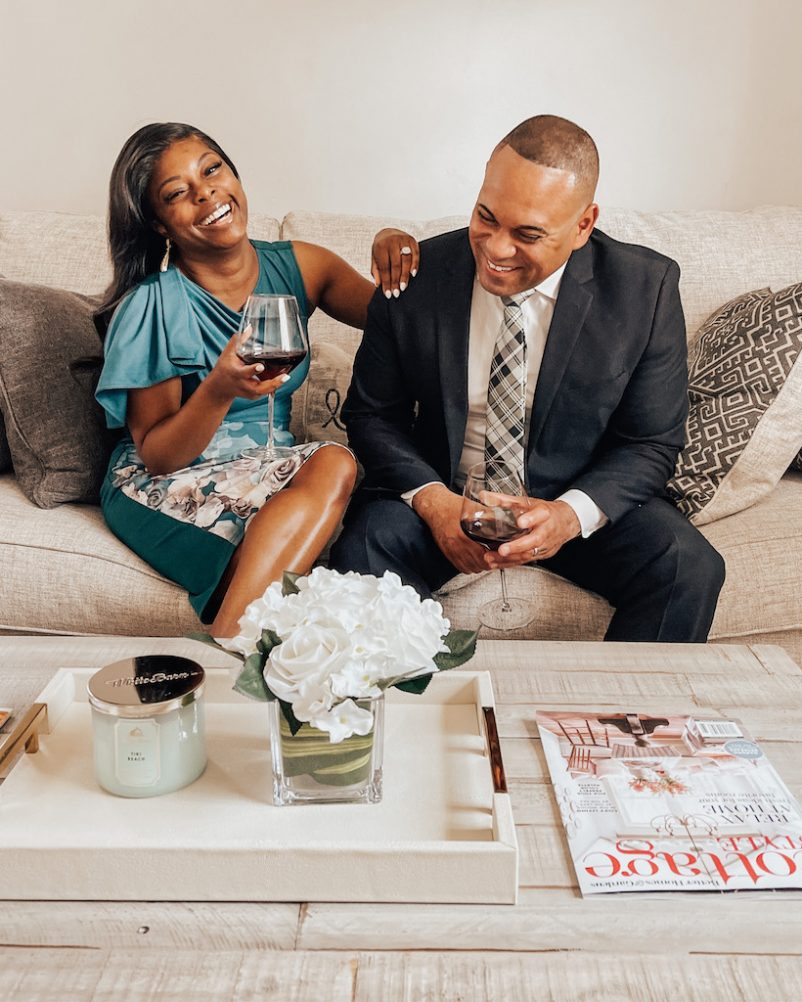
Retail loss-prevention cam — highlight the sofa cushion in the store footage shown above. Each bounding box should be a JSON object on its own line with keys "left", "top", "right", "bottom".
{"left": 0, "top": 473, "right": 201, "bottom": 636}
{"left": 0, "top": 278, "right": 112, "bottom": 507}
{"left": 667, "top": 283, "right": 802, "bottom": 525}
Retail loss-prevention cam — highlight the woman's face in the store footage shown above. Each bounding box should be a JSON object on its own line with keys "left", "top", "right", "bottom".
{"left": 147, "top": 136, "right": 248, "bottom": 256}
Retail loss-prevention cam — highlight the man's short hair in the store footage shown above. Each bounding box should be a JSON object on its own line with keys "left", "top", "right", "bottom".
{"left": 497, "top": 115, "right": 599, "bottom": 199}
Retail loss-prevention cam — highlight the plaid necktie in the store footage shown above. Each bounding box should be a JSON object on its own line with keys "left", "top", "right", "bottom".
{"left": 484, "top": 292, "right": 533, "bottom": 480}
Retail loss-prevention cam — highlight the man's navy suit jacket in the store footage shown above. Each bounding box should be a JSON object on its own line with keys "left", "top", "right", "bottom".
{"left": 342, "top": 227, "right": 688, "bottom": 525}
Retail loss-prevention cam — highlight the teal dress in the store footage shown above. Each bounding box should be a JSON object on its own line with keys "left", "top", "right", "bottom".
{"left": 96, "top": 240, "right": 331, "bottom": 622}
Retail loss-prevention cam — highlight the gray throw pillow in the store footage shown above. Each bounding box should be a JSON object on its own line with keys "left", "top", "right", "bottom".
{"left": 0, "top": 279, "right": 111, "bottom": 507}
{"left": 668, "top": 283, "right": 802, "bottom": 525}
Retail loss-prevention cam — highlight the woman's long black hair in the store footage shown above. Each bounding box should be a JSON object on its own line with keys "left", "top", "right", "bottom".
{"left": 95, "top": 122, "right": 239, "bottom": 330}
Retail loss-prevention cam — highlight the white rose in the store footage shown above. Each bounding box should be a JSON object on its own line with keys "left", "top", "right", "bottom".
{"left": 264, "top": 624, "right": 351, "bottom": 703}
{"left": 311, "top": 698, "right": 375, "bottom": 744}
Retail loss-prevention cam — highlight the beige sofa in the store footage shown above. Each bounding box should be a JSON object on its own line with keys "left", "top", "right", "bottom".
{"left": 1, "top": 206, "right": 801, "bottom": 662}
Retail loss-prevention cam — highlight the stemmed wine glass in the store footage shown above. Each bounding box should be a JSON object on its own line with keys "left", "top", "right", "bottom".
{"left": 460, "top": 460, "right": 536, "bottom": 631}
{"left": 237, "top": 294, "right": 309, "bottom": 461}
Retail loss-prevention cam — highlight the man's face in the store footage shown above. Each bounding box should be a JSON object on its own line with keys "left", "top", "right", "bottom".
{"left": 468, "top": 144, "right": 598, "bottom": 296}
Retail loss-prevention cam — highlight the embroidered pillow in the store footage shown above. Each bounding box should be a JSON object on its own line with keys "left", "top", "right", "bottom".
{"left": 668, "top": 283, "right": 802, "bottom": 525}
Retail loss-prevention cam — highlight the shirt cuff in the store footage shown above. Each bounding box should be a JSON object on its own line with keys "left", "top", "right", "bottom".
{"left": 401, "top": 481, "right": 444, "bottom": 508}
{"left": 557, "top": 489, "right": 608, "bottom": 538}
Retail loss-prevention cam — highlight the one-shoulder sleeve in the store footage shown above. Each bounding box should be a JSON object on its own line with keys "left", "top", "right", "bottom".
{"left": 95, "top": 270, "right": 207, "bottom": 429}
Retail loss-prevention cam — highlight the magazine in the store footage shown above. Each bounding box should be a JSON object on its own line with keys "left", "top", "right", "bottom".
{"left": 536, "top": 710, "right": 802, "bottom": 894}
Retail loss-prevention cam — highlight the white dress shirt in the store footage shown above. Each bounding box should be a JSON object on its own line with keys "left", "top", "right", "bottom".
{"left": 404, "top": 266, "right": 608, "bottom": 538}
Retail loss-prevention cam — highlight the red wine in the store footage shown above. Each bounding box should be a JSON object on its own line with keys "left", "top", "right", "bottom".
{"left": 240, "top": 349, "right": 307, "bottom": 381}
{"left": 460, "top": 514, "right": 527, "bottom": 551}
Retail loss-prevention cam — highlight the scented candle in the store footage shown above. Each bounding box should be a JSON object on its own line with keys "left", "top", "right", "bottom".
{"left": 87, "top": 656, "right": 206, "bottom": 797}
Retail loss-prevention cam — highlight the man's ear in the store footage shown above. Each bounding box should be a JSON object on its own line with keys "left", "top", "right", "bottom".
{"left": 573, "top": 203, "right": 599, "bottom": 250}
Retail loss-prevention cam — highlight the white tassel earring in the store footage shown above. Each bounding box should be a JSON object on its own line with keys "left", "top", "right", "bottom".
{"left": 159, "top": 238, "right": 171, "bottom": 273}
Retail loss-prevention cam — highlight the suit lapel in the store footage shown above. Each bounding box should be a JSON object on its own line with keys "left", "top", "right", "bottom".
{"left": 528, "top": 242, "right": 594, "bottom": 449}
{"left": 435, "top": 231, "right": 475, "bottom": 484}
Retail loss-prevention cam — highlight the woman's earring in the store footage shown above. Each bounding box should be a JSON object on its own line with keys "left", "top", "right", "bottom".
{"left": 159, "top": 238, "right": 171, "bottom": 273}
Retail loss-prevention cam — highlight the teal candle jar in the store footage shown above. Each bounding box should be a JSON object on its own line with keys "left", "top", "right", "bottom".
{"left": 87, "top": 656, "right": 206, "bottom": 798}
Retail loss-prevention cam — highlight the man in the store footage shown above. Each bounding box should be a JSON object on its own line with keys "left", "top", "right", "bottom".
{"left": 331, "top": 115, "right": 725, "bottom": 642}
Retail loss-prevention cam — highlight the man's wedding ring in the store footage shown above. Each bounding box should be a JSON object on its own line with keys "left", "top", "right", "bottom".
{"left": 400, "top": 246, "right": 413, "bottom": 255}
{"left": 532, "top": 547, "right": 541, "bottom": 557}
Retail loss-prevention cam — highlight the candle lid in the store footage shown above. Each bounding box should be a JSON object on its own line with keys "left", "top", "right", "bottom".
{"left": 87, "top": 656, "right": 205, "bottom": 717}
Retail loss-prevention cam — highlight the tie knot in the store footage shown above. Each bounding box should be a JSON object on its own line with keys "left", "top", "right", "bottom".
{"left": 501, "top": 290, "right": 535, "bottom": 311}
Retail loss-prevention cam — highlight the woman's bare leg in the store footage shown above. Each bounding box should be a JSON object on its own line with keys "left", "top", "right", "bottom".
{"left": 209, "top": 445, "right": 357, "bottom": 636}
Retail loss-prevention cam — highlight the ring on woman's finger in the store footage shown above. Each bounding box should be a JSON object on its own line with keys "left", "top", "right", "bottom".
{"left": 400, "top": 246, "right": 412, "bottom": 255}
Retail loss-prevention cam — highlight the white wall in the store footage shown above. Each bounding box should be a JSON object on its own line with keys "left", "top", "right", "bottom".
{"left": 1, "top": 0, "right": 800, "bottom": 220}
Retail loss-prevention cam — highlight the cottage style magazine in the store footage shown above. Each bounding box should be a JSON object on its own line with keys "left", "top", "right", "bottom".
{"left": 537, "top": 710, "right": 802, "bottom": 894}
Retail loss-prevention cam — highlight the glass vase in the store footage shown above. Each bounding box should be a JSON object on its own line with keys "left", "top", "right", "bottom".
{"left": 269, "top": 695, "right": 384, "bottom": 806}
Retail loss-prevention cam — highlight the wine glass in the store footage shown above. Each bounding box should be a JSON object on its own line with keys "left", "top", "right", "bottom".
{"left": 460, "top": 460, "right": 536, "bottom": 631}
{"left": 237, "top": 294, "right": 309, "bottom": 461}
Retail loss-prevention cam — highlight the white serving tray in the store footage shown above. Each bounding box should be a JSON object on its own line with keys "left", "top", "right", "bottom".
{"left": 0, "top": 669, "right": 517, "bottom": 904}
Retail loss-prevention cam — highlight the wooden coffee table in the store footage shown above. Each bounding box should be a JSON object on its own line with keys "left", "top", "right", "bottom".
{"left": 1, "top": 636, "right": 801, "bottom": 1000}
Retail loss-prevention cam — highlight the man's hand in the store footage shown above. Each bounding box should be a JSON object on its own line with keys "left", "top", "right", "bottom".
{"left": 490, "top": 498, "right": 581, "bottom": 568}
{"left": 412, "top": 484, "right": 490, "bottom": 574}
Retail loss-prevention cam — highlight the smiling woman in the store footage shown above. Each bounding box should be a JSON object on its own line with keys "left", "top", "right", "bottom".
{"left": 93, "top": 122, "right": 419, "bottom": 637}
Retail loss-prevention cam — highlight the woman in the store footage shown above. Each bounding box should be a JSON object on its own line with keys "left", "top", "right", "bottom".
{"left": 95, "top": 122, "right": 419, "bottom": 636}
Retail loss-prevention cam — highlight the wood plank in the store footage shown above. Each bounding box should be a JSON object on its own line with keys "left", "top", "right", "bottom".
{"left": 471, "top": 639, "right": 769, "bottom": 677}
{"left": 691, "top": 673, "right": 802, "bottom": 709}
{"left": 5, "top": 948, "right": 802, "bottom": 1002}
{"left": 0, "top": 948, "right": 105, "bottom": 1002}
{"left": 490, "top": 669, "right": 696, "bottom": 703}
{"left": 351, "top": 952, "right": 802, "bottom": 1002}
{"left": 750, "top": 644, "right": 802, "bottom": 676}
{"left": 0, "top": 949, "right": 357, "bottom": 1002}
{"left": 299, "top": 889, "right": 802, "bottom": 956}
{"left": 0, "top": 902, "right": 300, "bottom": 950}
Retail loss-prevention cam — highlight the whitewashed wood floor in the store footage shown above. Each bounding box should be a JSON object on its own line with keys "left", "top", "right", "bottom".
{"left": 1, "top": 636, "right": 801, "bottom": 1001}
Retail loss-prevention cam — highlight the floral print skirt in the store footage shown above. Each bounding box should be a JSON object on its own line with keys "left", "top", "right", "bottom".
{"left": 100, "top": 420, "right": 337, "bottom": 622}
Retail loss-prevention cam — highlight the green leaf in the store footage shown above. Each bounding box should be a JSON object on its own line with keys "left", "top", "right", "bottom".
{"left": 279, "top": 698, "right": 303, "bottom": 735}
{"left": 394, "top": 673, "right": 433, "bottom": 695}
{"left": 433, "top": 629, "right": 478, "bottom": 672}
{"left": 185, "top": 632, "right": 236, "bottom": 657}
{"left": 281, "top": 571, "right": 301, "bottom": 596}
{"left": 232, "top": 651, "right": 272, "bottom": 702}
{"left": 259, "top": 628, "right": 283, "bottom": 656}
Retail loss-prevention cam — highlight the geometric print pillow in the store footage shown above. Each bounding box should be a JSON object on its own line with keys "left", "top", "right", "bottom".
{"left": 667, "top": 282, "right": 802, "bottom": 525}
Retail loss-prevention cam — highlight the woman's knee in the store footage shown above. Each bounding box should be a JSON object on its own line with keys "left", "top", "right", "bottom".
{"left": 297, "top": 445, "right": 357, "bottom": 499}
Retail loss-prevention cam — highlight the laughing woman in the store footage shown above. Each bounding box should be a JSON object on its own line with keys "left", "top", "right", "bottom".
{"left": 95, "top": 122, "right": 419, "bottom": 636}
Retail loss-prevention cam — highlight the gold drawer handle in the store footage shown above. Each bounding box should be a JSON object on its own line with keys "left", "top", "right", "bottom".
{"left": 0, "top": 703, "right": 48, "bottom": 781}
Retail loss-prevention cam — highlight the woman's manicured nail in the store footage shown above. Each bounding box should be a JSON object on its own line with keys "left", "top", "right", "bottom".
{"left": 411, "top": 268, "right": 417, "bottom": 277}
{"left": 384, "top": 290, "right": 392, "bottom": 299}
{"left": 280, "top": 374, "right": 291, "bottom": 383}
{"left": 399, "top": 281, "right": 407, "bottom": 292}
{"left": 392, "top": 289, "right": 400, "bottom": 298}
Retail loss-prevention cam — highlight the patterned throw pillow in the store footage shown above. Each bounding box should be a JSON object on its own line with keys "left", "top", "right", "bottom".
{"left": 668, "top": 283, "right": 802, "bottom": 525}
